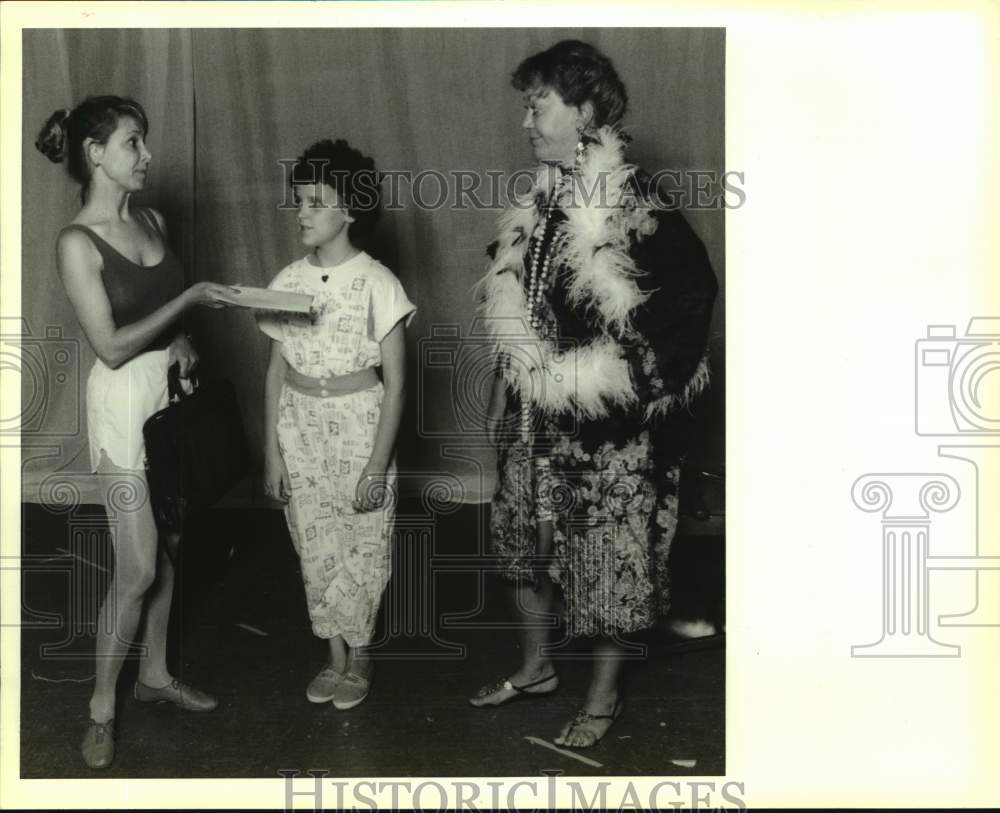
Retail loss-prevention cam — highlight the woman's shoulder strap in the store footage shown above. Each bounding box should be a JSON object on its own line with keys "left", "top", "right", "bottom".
{"left": 134, "top": 206, "right": 165, "bottom": 237}
{"left": 58, "top": 223, "right": 103, "bottom": 254}
{"left": 56, "top": 224, "right": 107, "bottom": 272}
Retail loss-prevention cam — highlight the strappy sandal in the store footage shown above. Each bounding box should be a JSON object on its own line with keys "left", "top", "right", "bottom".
{"left": 554, "top": 700, "right": 624, "bottom": 748}
{"left": 468, "top": 672, "right": 559, "bottom": 707}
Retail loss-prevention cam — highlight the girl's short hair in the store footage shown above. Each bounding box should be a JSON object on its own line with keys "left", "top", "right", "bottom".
{"left": 290, "top": 139, "right": 381, "bottom": 240}
{"left": 36, "top": 95, "right": 149, "bottom": 188}
{"left": 511, "top": 39, "right": 629, "bottom": 129}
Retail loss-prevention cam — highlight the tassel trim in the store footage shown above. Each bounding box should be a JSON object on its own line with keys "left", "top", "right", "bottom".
{"left": 644, "top": 355, "right": 712, "bottom": 420}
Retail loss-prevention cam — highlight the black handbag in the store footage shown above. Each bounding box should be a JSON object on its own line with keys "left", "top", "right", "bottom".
{"left": 143, "top": 363, "right": 251, "bottom": 530}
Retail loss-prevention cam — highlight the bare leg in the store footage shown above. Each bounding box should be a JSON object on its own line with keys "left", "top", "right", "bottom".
{"left": 554, "top": 636, "right": 625, "bottom": 748}
{"left": 129, "top": 527, "right": 218, "bottom": 709}
{"left": 514, "top": 519, "right": 557, "bottom": 676}
{"left": 332, "top": 640, "right": 374, "bottom": 710}
{"left": 348, "top": 645, "right": 372, "bottom": 678}
{"left": 470, "top": 520, "right": 559, "bottom": 706}
{"left": 327, "top": 635, "right": 349, "bottom": 674}
{"left": 304, "top": 635, "right": 348, "bottom": 704}
{"left": 135, "top": 541, "right": 175, "bottom": 687}
{"left": 88, "top": 498, "right": 159, "bottom": 723}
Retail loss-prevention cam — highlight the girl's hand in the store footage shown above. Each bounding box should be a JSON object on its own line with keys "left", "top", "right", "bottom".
{"left": 167, "top": 334, "right": 199, "bottom": 379}
{"left": 353, "top": 464, "right": 390, "bottom": 513}
{"left": 263, "top": 449, "right": 291, "bottom": 503}
{"left": 185, "top": 281, "right": 242, "bottom": 309}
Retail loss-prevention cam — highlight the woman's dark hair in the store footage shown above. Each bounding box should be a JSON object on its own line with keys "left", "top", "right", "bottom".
{"left": 290, "top": 139, "right": 381, "bottom": 241}
{"left": 36, "top": 96, "right": 149, "bottom": 190}
{"left": 512, "top": 39, "right": 628, "bottom": 129}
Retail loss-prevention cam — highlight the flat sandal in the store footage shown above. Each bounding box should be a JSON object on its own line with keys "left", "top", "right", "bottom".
{"left": 469, "top": 672, "right": 559, "bottom": 707}
{"left": 556, "top": 699, "right": 624, "bottom": 748}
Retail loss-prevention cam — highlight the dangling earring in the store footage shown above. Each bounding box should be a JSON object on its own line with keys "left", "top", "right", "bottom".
{"left": 575, "top": 131, "right": 586, "bottom": 166}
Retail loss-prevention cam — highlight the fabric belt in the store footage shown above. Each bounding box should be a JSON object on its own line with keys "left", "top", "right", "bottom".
{"left": 284, "top": 365, "right": 379, "bottom": 398}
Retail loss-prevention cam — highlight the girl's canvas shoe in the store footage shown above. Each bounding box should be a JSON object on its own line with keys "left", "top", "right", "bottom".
{"left": 306, "top": 667, "right": 343, "bottom": 704}
{"left": 332, "top": 671, "right": 370, "bottom": 710}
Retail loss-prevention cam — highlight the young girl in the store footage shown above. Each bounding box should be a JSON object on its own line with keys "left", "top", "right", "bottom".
{"left": 258, "top": 139, "right": 415, "bottom": 709}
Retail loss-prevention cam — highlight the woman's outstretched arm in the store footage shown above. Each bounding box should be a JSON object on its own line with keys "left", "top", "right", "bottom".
{"left": 56, "top": 228, "right": 238, "bottom": 369}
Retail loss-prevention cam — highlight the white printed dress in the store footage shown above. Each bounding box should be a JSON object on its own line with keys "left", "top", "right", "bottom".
{"left": 258, "top": 252, "right": 415, "bottom": 645}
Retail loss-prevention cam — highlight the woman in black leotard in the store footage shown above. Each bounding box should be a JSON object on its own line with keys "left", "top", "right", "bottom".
{"left": 36, "top": 96, "right": 238, "bottom": 770}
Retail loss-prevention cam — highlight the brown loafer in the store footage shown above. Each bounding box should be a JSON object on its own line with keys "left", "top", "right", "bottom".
{"left": 133, "top": 679, "right": 218, "bottom": 712}
{"left": 81, "top": 718, "right": 115, "bottom": 769}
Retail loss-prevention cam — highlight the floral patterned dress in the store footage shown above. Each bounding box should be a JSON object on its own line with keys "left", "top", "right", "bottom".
{"left": 481, "top": 129, "right": 718, "bottom": 637}
{"left": 258, "top": 252, "right": 415, "bottom": 645}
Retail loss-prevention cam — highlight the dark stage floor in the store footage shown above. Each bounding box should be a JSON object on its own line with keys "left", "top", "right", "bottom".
{"left": 20, "top": 500, "right": 724, "bottom": 778}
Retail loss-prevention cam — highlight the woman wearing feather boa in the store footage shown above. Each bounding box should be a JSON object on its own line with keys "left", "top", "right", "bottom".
{"left": 469, "top": 40, "right": 718, "bottom": 748}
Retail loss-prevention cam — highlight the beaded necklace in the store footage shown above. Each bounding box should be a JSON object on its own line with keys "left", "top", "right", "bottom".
{"left": 525, "top": 218, "right": 556, "bottom": 336}
{"left": 525, "top": 170, "right": 574, "bottom": 337}
{"left": 519, "top": 173, "right": 571, "bottom": 441}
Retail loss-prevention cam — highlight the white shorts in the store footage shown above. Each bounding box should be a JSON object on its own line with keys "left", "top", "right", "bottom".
{"left": 86, "top": 349, "right": 169, "bottom": 472}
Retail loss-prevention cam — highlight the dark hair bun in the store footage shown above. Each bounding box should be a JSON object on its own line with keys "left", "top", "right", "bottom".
{"left": 36, "top": 109, "right": 71, "bottom": 163}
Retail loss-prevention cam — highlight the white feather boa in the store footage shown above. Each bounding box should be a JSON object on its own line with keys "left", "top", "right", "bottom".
{"left": 476, "top": 126, "right": 708, "bottom": 419}
{"left": 559, "top": 129, "right": 649, "bottom": 334}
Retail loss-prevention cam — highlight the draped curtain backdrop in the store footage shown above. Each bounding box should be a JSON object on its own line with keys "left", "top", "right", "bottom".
{"left": 21, "top": 28, "right": 725, "bottom": 502}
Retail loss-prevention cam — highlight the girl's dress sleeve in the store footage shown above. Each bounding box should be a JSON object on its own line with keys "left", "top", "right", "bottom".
{"left": 370, "top": 267, "right": 417, "bottom": 343}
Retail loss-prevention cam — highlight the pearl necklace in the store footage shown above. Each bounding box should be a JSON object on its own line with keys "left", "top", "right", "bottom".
{"left": 520, "top": 194, "right": 566, "bottom": 441}
{"left": 526, "top": 217, "right": 556, "bottom": 335}
{"left": 526, "top": 168, "right": 574, "bottom": 338}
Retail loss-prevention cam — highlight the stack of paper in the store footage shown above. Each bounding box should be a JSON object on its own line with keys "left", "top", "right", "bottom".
{"left": 229, "top": 286, "right": 314, "bottom": 314}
